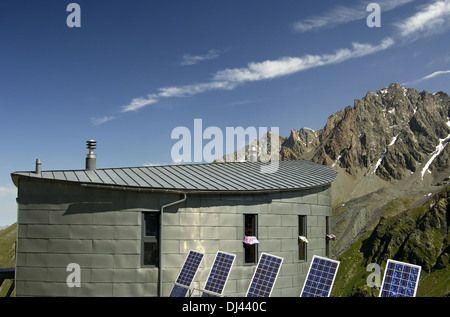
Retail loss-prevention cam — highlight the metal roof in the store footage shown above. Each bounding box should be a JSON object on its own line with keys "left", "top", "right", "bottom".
{"left": 11, "top": 160, "right": 336, "bottom": 193}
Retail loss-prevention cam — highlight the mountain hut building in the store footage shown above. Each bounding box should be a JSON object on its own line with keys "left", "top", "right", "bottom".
{"left": 11, "top": 142, "right": 336, "bottom": 297}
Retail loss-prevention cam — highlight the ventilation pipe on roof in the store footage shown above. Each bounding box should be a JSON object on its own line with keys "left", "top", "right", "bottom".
{"left": 85, "top": 140, "right": 97, "bottom": 171}
{"left": 35, "top": 158, "right": 41, "bottom": 175}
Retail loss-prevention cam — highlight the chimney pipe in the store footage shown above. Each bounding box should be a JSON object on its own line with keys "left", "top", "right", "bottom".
{"left": 35, "top": 158, "right": 41, "bottom": 175}
{"left": 85, "top": 140, "right": 97, "bottom": 170}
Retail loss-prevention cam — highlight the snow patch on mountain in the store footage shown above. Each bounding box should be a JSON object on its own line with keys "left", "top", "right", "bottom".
{"left": 421, "top": 133, "right": 450, "bottom": 179}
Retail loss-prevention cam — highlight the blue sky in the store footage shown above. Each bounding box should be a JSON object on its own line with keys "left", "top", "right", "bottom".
{"left": 1, "top": 0, "right": 450, "bottom": 225}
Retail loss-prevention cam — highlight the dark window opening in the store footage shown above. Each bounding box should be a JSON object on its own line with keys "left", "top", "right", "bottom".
{"left": 143, "top": 213, "right": 160, "bottom": 267}
{"left": 326, "top": 216, "right": 330, "bottom": 257}
{"left": 244, "top": 214, "right": 257, "bottom": 264}
{"left": 299, "top": 215, "right": 307, "bottom": 261}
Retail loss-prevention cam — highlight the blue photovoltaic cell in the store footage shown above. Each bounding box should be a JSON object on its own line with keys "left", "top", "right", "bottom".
{"left": 202, "top": 251, "right": 236, "bottom": 297}
{"left": 380, "top": 259, "right": 421, "bottom": 297}
{"left": 300, "top": 255, "right": 340, "bottom": 297}
{"left": 169, "top": 250, "right": 204, "bottom": 297}
{"left": 169, "top": 284, "right": 189, "bottom": 297}
{"left": 201, "top": 292, "right": 219, "bottom": 297}
{"left": 246, "top": 253, "right": 283, "bottom": 297}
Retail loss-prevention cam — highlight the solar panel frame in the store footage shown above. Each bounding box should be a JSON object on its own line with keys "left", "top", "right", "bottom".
{"left": 169, "top": 250, "right": 204, "bottom": 297}
{"left": 245, "top": 253, "right": 284, "bottom": 297}
{"left": 202, "top": 251, "right": 236, "bottom": 297}
{"left": 300, "top": 255, "right": 340, "bottom": 297}
{"left": 379, "top": 259, "right": 422, "bottom": 297}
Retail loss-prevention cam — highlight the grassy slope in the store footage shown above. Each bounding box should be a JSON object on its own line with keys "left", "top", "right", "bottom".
{"left": 332, "top": 188, "right": 450, "bottom": 297}
{"left": 0, "top": 223, "right": 16, "bottom": 296}
{"left": 333, "top": 239, "right": 450, "bottom": 297}
{"left": 333, "top": 232, "right": 378, "bottom": 297}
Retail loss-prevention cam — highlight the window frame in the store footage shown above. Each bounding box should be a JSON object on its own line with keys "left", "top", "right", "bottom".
{"left": 325, "top": 216, "right": 331, "bottom": 257}
{"left": 298, "top": 215, "right": 307, "bottom": 261}
{"left": 141, "top": 212, "right": 160, "bottom": 268}
{"left": 243, "top": 214, "right": 258, "bottom": 265}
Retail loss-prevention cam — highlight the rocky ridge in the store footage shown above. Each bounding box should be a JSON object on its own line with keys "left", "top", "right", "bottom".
{"left": 281, "top": 83, "right": 450, "bottom": 184}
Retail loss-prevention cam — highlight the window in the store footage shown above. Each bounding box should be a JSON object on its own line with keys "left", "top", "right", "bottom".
{"left": 244, "top": 214, "right": 257, "bottom": 264}
{"left": 142, "top": 213, "right": 160, "bottom": 267}
{"left": 325, "top": 216, "right": 330, "bottom": 257}
{"left": 298, "top": 215, "right": 307, "bottom": 261}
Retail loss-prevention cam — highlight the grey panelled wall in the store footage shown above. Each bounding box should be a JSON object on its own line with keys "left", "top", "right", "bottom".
{"left": 16, "top": 177, "right": 160, "bottom": 296}
{"left": 165, "top": 187, "right": 332, "bottom": 297}
{"left": 14, "top": 175, "right": 332, "bottom": 297}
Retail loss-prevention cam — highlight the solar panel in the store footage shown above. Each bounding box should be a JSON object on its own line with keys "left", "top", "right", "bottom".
{"left": 246, "top": 253, "right": 283, "bottom": 297}
{"left": 201, "top": 251, "right": 236, "bottom": 297}
{"left": 300, "top": 255, "right": 340, "bottom": 297}
{"left": 379, "top": 259, "right": 421, "bottom": 297}
{"left": 169, "top": 250, "right": 204, "bottom": 297}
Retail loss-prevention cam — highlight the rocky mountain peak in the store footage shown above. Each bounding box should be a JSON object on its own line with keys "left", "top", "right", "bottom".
{"left": 280, "top": 127, "right": 319, "bottom": 160}
{"left": 281, "top": 83, "right": 450, "bottom": 186}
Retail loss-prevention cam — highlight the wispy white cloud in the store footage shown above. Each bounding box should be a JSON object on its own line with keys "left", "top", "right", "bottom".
{"left": 122, "top": 95, "right": 158, "bottom": 112}
{"left": 90, "top": 115, "right": 115, "bottom": 125}
{"left": 121, "top": 81, "right": 236, "bottom": 113}
{"left": 0, "top": 186, "right": 15, "bottom": 197}
{"left": 292, "top": 0, "right": 414, "bottom": 32}
{"left": 157, "top": 81, "right": 236, "bottom": 98}
{"left": 96, "top": 0, "right": 450, "bottom": 124}
{"left": 292, "top": 0, "right": 450, "bottom": 40}
{"left": 422, "top": 70, "right": 450, "bottom": 80}
{"left": 180, "top": 49, "right": 221, "bottom": 66}
{"left": 395, "top": 0, "right": 450, "bottom": 38}
{"left": 224, "top": 99, "right": 259, "bottom": 107}
{"left": 120, "top": 38, "right": 393, "bottom": 114}
{"left": 403, "top": 69, "right": 450, "bottom": 86}
{"left": 214, "top": 38, "right": 394, "bottom": 83}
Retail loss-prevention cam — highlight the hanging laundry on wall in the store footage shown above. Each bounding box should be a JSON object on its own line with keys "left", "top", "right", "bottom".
{"left": 243, "top": 236, "right": 259, "bottom": 245}
{"left": 298, "top": 236, "right": 309, "bottom": 244}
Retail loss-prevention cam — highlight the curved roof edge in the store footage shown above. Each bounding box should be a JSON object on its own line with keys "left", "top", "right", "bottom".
{"left": 11, "top": 160, "right": 336, "bottom": 193}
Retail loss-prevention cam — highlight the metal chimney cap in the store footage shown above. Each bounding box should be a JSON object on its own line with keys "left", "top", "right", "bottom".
{"left": 86, "top": 139, "right": 97, "bottom": 149}
{"left": 85, "top": 140, "right": 97, "bottom": 170}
